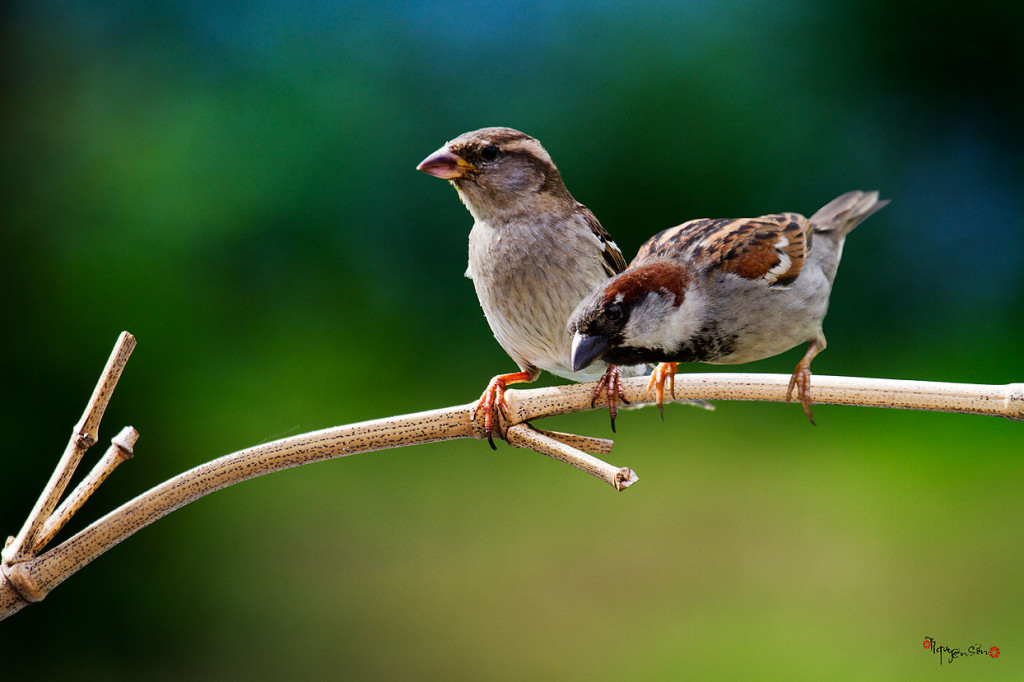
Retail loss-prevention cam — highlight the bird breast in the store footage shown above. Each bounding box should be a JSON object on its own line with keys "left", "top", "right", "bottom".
{"left": 467, "top": 215, "right": 613, "bottom": 380}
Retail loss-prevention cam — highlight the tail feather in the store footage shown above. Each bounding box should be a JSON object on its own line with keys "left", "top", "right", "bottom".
{"left": 810, "top": 190, "right": 889, "bottom": 238}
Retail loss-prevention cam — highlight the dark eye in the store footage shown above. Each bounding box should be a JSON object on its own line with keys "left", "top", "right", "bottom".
{"left": 480, "top": 145, "right": 500, "bottom": 161}
{"left": 604, "top": 304, "right": 623, "bottom": 322}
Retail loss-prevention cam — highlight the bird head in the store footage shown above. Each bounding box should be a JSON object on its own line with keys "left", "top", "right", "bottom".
{"left": 568, "top": 262, "right": 705, "bottom": 371}
{"left": 417, "top": 127, "right": 571, "bottom": 222}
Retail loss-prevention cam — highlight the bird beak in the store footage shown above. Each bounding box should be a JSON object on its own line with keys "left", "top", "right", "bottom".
{"left": 571, "top": 331, "right": 610, "bottom": 372}
{"left": 416, "top": 145, "right": 474, "bottom": 179}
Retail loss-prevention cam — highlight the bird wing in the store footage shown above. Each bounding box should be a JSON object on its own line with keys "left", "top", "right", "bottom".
{"left": 633, "top": 213, "right": 810, "bottom": 286}
{"left": 579, "top": 205, "right": 627, "bottom": 276}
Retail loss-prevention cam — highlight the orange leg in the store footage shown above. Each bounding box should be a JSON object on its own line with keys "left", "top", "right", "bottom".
{"left": 787, "top": 334, "right": 826, "bottom": 425}
{"left": 475, "top": 370, "right": 535, "bottom": 449}
{"left": 591, "top": 365, "right": 630, "bottom": 432}
{"left": 644, "top": 362, "right": 679, "bottom": 419}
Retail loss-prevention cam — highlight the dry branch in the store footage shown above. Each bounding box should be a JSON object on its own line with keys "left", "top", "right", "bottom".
{"left": 33, "top": 426, "right": 139, "bottom": 553}
{"left": 2, "top": 332, "right": 135, "bottom": 565}
{"left": 2, "top": 332, "right": 1021, "bottom": 620}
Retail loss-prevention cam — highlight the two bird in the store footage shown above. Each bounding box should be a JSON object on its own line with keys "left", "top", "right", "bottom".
{"left": 418, "top": 127, "right": 887, "bottom": 442}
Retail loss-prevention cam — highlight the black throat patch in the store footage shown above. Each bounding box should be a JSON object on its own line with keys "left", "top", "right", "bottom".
{"left": 603, "top": 325, "right": 737, "bottom": 366}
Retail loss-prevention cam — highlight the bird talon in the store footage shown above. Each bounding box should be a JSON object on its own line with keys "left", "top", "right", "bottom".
{"left": 592, "top": 365, "right": 628, "bottom": 431}
{"left": 474, "top": 381, "right": 499, "bottom": 448}
{"left": 474, "top": 371, "right": 535, "bottom": 447}
{"left": 788, "top": 361, "right": 816, "bottom": 425}
{"left": 787, "top": 336, "right": 826, "bottom": 425}
{"left": 645, "top": 362, "right": 679, "bottom": 420}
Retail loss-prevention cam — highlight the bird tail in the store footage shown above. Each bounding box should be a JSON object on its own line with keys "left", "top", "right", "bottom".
{"left": 810, "top": 190, "right": 889, "bottom": 238}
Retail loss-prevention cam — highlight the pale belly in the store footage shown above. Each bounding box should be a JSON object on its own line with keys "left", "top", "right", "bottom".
{"left": 706, "top": 267, "right": 830, "bottom": 365}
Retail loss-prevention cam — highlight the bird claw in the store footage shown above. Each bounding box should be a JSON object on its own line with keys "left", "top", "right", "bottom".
{"left": 644, "top": 362, "right": 678, "bottom": 420}
{"left": 591, "top": 365, "right": 629, "bottom": 432}
{"left": 474, "top": 370, "right": 534, "bottom": 448}
{"left": 787, "top": 362, "right": 815, "bottom": 425}
{"left": 474, "top": 378, "right": 504, "bottom": 450}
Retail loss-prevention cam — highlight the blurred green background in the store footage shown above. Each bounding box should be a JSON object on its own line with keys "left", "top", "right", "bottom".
{"left": 2, "top": 1, "right": 1022, "bottom": 678}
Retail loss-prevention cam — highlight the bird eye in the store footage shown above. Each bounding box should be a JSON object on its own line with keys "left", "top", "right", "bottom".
{"left": 480, "top": 145, "right": 500, "bottom": 161}
{"left": 604, "top": 304, "right": 623, "bottom": 322}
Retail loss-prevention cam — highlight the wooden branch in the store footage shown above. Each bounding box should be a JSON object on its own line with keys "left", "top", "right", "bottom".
{"left": 2, "top": 332, "right": 1021, "bottom": 621}
{"left": 33, "top": 426, "right": 139, "bottom": 553}
{"left": 2, "top": 332, "right": 135, "bottom": 565}
{"left": 506, "top": 424, "right": 635, "bottom": 490}
{"left": 503, "top": 372, "right": 1024, "bottom": 424}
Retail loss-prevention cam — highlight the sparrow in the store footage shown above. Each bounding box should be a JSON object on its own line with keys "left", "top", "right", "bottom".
{"left": 568, "top": 190, "right": 889, "bottom": 424}
{"left": 417, "top": 127, "right": 641, "bottom": 445}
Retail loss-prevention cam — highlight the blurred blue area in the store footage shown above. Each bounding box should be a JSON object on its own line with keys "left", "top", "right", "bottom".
{"left": 1, "top": 1, "right": 1022, "bottom": 679}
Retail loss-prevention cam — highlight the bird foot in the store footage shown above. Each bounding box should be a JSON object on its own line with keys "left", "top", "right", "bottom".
{"left": 786, "top": 362, "right": 815, "bottom": 425}
{"left": 644, "top": 362, "right": 679, "bottom": 419}
{"left": 591, "top": 365, "right": 630, "bottom": 432}
{"left": 787, "top": 337, "right": 825, "bottom": 425}
{"left": 475, "top": 371, "right": 535, "bottom": 449}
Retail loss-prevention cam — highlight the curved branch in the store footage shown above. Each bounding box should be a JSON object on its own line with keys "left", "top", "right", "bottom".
{"left": 2, "top": 332, "right": 1021, "bottom": 620}
{"left": 2, "top": 402, "right": 476, "bottom": 618}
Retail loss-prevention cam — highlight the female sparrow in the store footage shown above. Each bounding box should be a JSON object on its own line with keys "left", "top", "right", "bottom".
{"left": 568, "top": 190, "right": 888, "bottom": 424}
{"left": 417, "top": 127, "right": 637, "bottom": 445}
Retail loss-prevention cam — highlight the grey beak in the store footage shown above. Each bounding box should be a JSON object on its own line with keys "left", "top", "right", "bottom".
{"left": 571, "top": 332, "right": 610, "bottom": 372}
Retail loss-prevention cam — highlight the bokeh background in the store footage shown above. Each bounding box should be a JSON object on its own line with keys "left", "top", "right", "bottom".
{"left": 2, "top": 1, "right": 1022, "bottom": 678}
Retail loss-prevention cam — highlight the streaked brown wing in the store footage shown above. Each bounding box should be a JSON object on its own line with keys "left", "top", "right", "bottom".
{"left": 633, "top": 213, "right": 810, "bottom": 286}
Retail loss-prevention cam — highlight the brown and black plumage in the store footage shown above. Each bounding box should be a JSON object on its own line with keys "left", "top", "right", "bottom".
{"left": 569, "top": 191, "right": 889, "bottom": 423}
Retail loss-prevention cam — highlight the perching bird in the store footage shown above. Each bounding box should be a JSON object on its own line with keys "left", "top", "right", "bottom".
{"left": 568, "top": 191, "right": 888, "bottom": 423}
{"left": 417, "top": 127, "right": 642, "bottom": 445}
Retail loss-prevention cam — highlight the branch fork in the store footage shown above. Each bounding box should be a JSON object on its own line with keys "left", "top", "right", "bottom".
{"left": 476, "top": 396, "right": 632, "bottom": 491}
{"left": 3, "top": 332, "right": 138, "bottom": 567}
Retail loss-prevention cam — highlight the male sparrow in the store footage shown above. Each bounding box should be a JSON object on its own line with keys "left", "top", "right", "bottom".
{"left": 417, "top": 127, "right": 638, "bottom": 445}
{"left": 568, "top": 191, "right": 889, "bottom": 424}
